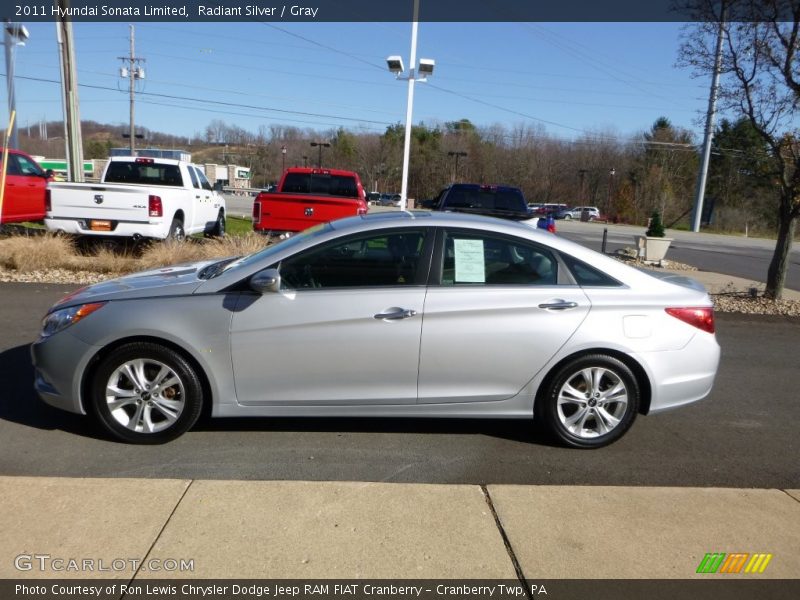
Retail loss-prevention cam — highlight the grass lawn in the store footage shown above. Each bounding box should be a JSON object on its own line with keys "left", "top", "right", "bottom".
{"left": 226, "top": 215, "right": 252, "bottom": 236}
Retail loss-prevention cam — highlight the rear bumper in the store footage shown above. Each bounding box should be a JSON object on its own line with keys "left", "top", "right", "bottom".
{"left": 636, "top": 332, "right": 721, "bottom": 414}
{"left": 45, "top": 216, "right": 169, "bottom": 239}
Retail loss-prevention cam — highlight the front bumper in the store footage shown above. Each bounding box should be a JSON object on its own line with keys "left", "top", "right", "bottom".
{"left": 31, "top": 332, "right": 99, "bottom": 415}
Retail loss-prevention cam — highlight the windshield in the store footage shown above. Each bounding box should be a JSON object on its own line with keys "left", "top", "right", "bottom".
{"left": 217, "top": 223, "right": 333, "bottom": 277}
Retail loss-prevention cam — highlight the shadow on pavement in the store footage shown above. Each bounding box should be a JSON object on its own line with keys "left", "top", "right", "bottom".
{"left": 1, "top": 343, "right": 558, "bottom": 447}
{"left": 0, "top": 344, "right": 101, "bottom": 439}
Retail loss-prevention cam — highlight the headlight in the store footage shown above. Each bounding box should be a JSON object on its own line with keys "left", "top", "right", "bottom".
{"left": 40, "top": 302, "right": 106, "bottom": 338}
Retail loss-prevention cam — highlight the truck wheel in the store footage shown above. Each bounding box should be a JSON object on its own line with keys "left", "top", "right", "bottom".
{"left": 209, "top": 212, "right": 225, "bottom": 237}
{"left": 89, "top": 342, "right": 204, "bottom": 444}
{"left": 167, "top": 218, "right": 185, "bottom": 242}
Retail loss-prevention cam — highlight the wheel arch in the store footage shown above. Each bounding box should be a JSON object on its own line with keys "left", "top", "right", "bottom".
{"left": 535, "top": 348, "right": 652, "bottom": 416}
{"left": 80, "top": 335, "right": 213, "bottom": 419}
{"left": 172, "top": 210, "right": 185, "bottom": 224}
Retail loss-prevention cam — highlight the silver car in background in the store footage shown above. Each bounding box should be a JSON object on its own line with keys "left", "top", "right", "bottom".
{"left": 32, "top": 212, "right": 720, "bottom": 447}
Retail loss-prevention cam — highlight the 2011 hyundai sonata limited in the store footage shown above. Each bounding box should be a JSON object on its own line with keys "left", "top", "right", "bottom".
{"left": 32, "top": 212, "right": 720, "bottom": 447}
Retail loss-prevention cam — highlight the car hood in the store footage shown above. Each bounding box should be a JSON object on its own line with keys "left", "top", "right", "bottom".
{"left": 51, "top": 259, "right": 222, "bottom": 311}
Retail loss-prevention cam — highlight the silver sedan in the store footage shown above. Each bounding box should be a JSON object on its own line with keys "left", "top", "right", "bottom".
{"left": 32, "top": 212, "right": 720, "bottom": 447}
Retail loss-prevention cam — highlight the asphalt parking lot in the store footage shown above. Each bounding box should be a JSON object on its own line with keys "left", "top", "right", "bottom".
{"left": 0, "top": 282, "right": 798, "bottom": 488}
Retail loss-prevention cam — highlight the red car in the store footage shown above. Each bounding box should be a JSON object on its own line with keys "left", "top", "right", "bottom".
{"left": 253, "top": 167, "right": 368, "bottom": 233}
{"left": 0, "top": 148, "right": 53, "bottom": 224}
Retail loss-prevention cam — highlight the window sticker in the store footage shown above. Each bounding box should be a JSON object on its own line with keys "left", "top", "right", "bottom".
{"left": 454, "top": 238, "right": 485, "bottom": 283}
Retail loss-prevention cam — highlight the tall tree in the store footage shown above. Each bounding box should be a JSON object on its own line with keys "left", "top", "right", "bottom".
{"left": 679, "top": 0, "right": 800, "bottom": 299}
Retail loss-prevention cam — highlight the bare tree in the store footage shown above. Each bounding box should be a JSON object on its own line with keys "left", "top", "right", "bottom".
{"left": 679, "top": 0, "right": 800, "bottom": 299}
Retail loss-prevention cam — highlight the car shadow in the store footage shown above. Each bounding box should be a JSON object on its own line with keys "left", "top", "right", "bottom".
{"left": 1, "top": 343, "right": 558, "bottom": 447}
{"left": 194, "top": 415, "right": 557, "bottom": 447}
{"left": 0, "top": 344, "right": 104, "bottom": 439}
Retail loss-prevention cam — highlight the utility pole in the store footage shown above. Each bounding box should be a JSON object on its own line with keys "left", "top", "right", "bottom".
{"left": 691, "top": 6, "right": 727, "bottom": 232}
{"left": 55, "top": 4, "right": 84, "bottom": 182}
{"left": 119, "top": 24, "right": 145, "bottom": 155}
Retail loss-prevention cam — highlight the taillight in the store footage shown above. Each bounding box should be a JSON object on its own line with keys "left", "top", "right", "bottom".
{"left": 148, "top": 195, "right": 163, "bottom": 217}
{"left": 252, "top": 199, "right": 261, "bottom": 223}
{"left": 666, "top": 307, "right": 715, "bottom": 334}
{"left": 45, "top": 189, "right": 51, "bottom": 212}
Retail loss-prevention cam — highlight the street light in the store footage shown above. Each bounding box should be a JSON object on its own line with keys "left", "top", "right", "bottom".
{"left": 448, "top": 151, "right": 467, "bottom": 183}
{"left": 310, "top": 141, "right": 330, "bottom": 168}
{"left": 607, "top": 167, "right": 616, "bottom": 220}
{"left": 281, "top": 145, "right": 286, "bottom": 172}
{"left": 386, "top": 0, "right": 435, "bottom": 211}
{"left": 4, "top": 22, "right": 29, "bottom": 149}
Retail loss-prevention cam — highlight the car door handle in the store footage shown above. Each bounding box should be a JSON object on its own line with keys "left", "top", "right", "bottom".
{"left": 538, "top": 300, "right": 578, "bottom": 310}
{"left": 374, "top": 308, "right": 417, "bottom": 320}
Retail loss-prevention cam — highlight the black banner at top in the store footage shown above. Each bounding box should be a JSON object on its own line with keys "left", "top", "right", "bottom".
{"left": 0, "top": 0, "right": 795, "bottom": 23}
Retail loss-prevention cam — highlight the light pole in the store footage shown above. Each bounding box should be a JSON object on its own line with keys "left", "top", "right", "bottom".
{"left": 4, "top": 21, "right": 29, "bottom": 149}
{"left": 578, "top": 169, "right": 587, "bottom": 204}
{"left": 386, "top": 0, "right": 435, "bottom": 211}
{"left": 606, "top": 167, "right": 616, "bottom": 220}
{"left": 281, "top": 145, "right": 286, "bottom": 172}
{"left": 448, "top": 151, "right": 467, "bottom": 183}
{"left": 310, "top": 141, "right": 330, "bottom": 168}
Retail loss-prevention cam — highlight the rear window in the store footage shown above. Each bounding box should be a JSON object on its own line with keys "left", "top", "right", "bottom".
{"left": 281, "top": 173, "right": 358, "bottom": 198}
{"left": 444, "top": 187, "right": 527, "bottom": 212}
{"left": 104, "top": 162, "right": 184, "bottom": 187}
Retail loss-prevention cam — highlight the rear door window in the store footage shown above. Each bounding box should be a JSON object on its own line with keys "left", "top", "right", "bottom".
{"left": 440, "top": 230, "right": 558, "bottom": 286}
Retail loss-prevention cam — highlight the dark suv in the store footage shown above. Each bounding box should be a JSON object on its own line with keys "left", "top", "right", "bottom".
{"left": 422, "top": 184, "right": 534, "bottom": 221}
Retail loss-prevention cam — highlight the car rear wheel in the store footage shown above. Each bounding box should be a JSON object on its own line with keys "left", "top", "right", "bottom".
{"left": 167, "top": 218, "right": 185, "bottom": 242}
{"left": 537, "top": 354, "right": 639, "bottom": 448}
{"left": 207, "top": 211, "right": 225, "bottom": 237}
{"left": 564, "top": 214, "right": 572, "bottom": 220}
{"left": 89, "top": 342, "right": 203, "bottom": 444}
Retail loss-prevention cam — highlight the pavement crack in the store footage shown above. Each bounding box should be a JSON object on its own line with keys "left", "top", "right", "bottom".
{"left": 780, "top": 488, "right": 800, "bottom": 504}
{"left": 481, "top": 485, "right": 533, "bottom": 600}
{"left": 122, "top": 479, "right": 194, "bottom": 598}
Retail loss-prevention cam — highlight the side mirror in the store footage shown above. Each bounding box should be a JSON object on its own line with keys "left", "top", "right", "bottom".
{"left": 250, "top": 268, "right": 281, "bottom": 294}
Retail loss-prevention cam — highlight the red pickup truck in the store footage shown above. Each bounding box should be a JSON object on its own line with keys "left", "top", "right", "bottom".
{"left": 0, "top": 148, "right": 53, "bottom": 224}
{"left": 253, "top": 167, "right": 368, "bottom": 233}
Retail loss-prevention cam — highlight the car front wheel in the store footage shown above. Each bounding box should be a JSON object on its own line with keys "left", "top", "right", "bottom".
{"left": 89, "top": 342, "right": 204, "bottom": 444}
{"left": 537, "top": 354, "right": 639, "bottom": 448}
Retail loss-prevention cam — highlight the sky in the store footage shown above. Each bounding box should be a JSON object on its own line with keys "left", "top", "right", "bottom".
{"left": 6, "top": 21, "right": 713, "bottom": 147}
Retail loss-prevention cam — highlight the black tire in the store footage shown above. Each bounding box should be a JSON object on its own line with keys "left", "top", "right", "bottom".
{"left": 536, "top": 354, "right": 639, "bottom": 449}
{"left": 167, "top": 218, "right": 185, "bottom": 242}
{"left": 208, "top": 212, "right": 225, "bottom": 237}
{"left": 89, "top": 342, "right": 204, "bottom": 444}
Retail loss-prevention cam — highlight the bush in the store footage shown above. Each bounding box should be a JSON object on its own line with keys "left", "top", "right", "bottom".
{"left": 646, "top": 212, "right": 666, "bottom": 237}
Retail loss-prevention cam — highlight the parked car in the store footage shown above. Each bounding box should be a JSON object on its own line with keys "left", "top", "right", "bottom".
{"left": 0, "top": 148, "right": 53, "bottom": 224}
{"left": 33, "top": 212, "right": 720, "bottom": 447}
{"left": 531, "top": 203, "right": 567, "bottom": 217}
{"left": 45, "top": 156, "right": 226, "bottom": 240}
{"left": 366, "top": 192, "right": 381, "bottom": 205}
{"left": 557, "top": 206, "right": 600, "bottom": 220}
{"left": 252, "top": 167, "right": 368, "bottom": 233}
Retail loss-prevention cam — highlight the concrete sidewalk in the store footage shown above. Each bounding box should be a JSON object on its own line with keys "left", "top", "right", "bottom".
{"left": 2, "top": 477, "right": 798, "bottom": 580}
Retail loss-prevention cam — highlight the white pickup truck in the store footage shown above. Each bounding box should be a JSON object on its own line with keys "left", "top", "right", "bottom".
{"left": 45, "top": 157, "right": 226, "bottom": 240}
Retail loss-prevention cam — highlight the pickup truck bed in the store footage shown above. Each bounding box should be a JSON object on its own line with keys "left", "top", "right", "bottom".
{"left": 253, "top": 167, "right": 368, "bottom": 233}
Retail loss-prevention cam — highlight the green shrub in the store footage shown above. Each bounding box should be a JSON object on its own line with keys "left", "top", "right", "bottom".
{"left": 646, "top": 212, "right": 666, "bottom": 237}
